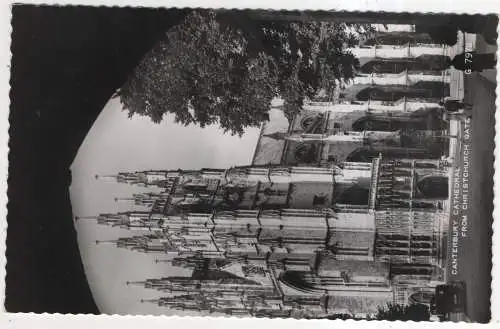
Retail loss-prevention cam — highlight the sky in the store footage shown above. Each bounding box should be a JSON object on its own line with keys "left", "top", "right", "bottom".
{"left": 70, "top": 97, "right": 261, "bottom": 315}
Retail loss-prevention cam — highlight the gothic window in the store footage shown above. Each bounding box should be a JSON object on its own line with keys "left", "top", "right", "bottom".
{"left": 361, "top": 60, "right": 410, "bottom": 74}
{"left": 338, "top": 185, "right": 370, "bottom": 205}
{"left": 294, "top": 143, "right": 318, "bottom": 164}
{"left": 346, "top": 147, "right": 377, "bottom": 162}
{"left": 413, "top": 80, "right": 450, "bottom": 98}
{"left": 352, "top": 116, "right": 395, "bottom": 131}
{"left": 352, "top": 116, "right": 372, "bottom": 131}
{"left": 417, "top": 176, "right": 449, "bottom": 199}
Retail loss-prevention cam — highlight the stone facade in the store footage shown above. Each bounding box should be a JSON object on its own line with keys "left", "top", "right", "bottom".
{"left": 88, "top": 27, "right": 454, "bottom": 318}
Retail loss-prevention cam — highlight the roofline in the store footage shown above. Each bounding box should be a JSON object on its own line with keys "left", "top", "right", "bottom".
{"left": 251, "top": 108, "right": 298, "bottom": 166}
{"left": 279, "top": 114, "right": 297, "bottom": 165}
{"left": 250, "top": 122, "right": 267, "bottom": 165}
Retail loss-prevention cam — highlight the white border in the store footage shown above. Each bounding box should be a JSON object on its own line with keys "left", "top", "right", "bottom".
{"left": 0, "top": 1, "right": 498, "bottom": 329}
{"left": 0, "top": 0, "right": 11, "bottom": 322}
{"left": 2, "top": 0, "right": 500, "bottom": 14}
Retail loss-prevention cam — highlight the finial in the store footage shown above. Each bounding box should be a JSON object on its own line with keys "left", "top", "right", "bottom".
{"left": 95, "top": 239, "right": 117, "bottom": 245}
{"left": 95, "top": 174, "right": 118, "bottom": 180}
{"left": 114, "top": 197, "right": 134, "bottom": 203}
{"left": 75, "top": 215, "right": 97, "bottom": 221}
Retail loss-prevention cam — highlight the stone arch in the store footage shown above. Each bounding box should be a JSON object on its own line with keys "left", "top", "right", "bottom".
{"left": 356, "top": 87, "right": 381, "bottom": 101}
{"left": 416, "top": 176, "right": 449, "bottom": 199}
{"left": 338, "top": 185, "right": 370, "bottom": 205}
{"left": 345, "top": 147, "right": 378, "bottom": 163}
{"left": 279, "top": 271, "right": 316, "bottom": 293}
{"left": 360, "top": 59, "right": 413, "bottom": 74}
{"left": 355, "top": 87, "right": 410, "bottom": 102}
{"left": 352, "top": 114, "right": 442, "bottom": 132}
{"left": 356, "top": 83, "right": 448, "bottom": 102}
{"left": 352, "top": 115, "right": 399, "bottom": 131}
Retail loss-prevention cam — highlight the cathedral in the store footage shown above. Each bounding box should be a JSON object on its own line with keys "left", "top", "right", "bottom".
{"left": 87, "top": 25, "right": 457, "bottom": 318}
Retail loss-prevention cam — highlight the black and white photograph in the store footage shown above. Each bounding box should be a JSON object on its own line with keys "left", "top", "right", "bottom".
{"left": 5, "top": 4, "right": 498, "bottom": 324}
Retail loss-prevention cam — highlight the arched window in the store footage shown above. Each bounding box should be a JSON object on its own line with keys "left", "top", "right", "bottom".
{"left": 347, "top": 146, "right": 437, "bottom": 162}
{"left": 352, "top": 116, "right": 392, "bottom": 131}
{"left": 353, "top": 115, "right": 438, "bottom": 132}
{"left": 338, "top": 185, "right": 370, "bottom": 205}
{"left": 417, "top": 176, "right": 449, "bottom": 199}
{"left": 346, "top": 147, "right": 377, "bottom": 162}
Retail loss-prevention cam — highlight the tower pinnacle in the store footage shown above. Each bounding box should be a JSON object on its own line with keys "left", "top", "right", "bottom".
{"left": 74, "top": 215, "right": 97, "bottom": 221}
{"left": 140, "top": 299, "right": 160, "bottom": 304}
{"left": 95, "top": 239, "right": 118, "bottom": 245}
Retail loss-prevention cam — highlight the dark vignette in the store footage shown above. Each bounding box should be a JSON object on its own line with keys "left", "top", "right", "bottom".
{"left": 7, "top": 4, "right": 189, "bottom": 313}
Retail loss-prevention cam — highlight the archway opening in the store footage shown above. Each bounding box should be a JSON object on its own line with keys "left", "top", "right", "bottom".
{"left": 417, "top": 176, "right": 448, "bottom": 199}
{"left": 338, "top": 185, "right": 370, "bottom": 205}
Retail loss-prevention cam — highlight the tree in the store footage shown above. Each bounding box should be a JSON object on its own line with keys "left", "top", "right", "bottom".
{"left": 376, "top": 303, "right": 430, "bottom": 321}
{"left": 118, "top": 10, "right": 374, "bottom": 136}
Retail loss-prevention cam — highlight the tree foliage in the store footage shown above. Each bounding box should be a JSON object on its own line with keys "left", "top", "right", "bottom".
{"left": 376, "top": 303, "right": 430, "bottom": 321}
{"left": 119, "top": 10, "right": 374, "bottom": 135}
